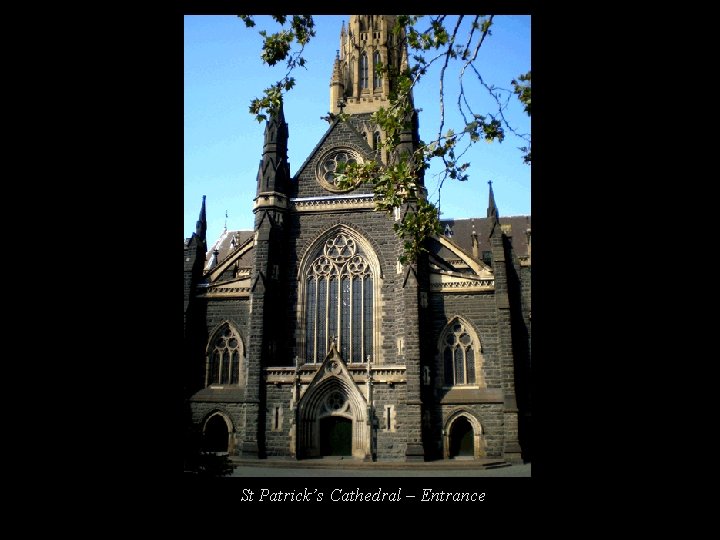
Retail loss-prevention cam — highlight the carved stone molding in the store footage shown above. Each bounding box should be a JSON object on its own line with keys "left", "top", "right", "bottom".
{"left": 429, "top": 271, "right": 494, "bottom": 293}
{"left": 196, "top": 280, "right": 251, "bottom": 299}
{"left": 264, "top": 364, "right": 406, "bottom": 385}
{"left": 290, "top": 194, "right": 375, "bottom": 213}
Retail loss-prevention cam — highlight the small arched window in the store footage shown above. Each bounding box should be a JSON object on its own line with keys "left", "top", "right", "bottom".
{"left": 207, "top": 324, "right": 242, "bottom": 386}
{"left": 372, "top": 131, "right": 381, "bottom": 152}
{"left": 360, "top": 53, "right": 368, "bottom": 89}
{"left": 373, "top": 51, "right": 382, "bottom": 89}
{"left": 440, "top": 318, "right": 483, "bottom": 386}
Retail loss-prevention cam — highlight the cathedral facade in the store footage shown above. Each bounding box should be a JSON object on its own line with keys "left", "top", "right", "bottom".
{"left": 183, "top": 15, "right": 531, "bottom": 463}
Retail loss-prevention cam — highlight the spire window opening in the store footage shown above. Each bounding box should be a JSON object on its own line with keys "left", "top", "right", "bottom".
{"left": 360, "top": 53, "right": 368, "bottom": 89}
{"left": 373, "top": 51, "right": 382, "bottom": 89}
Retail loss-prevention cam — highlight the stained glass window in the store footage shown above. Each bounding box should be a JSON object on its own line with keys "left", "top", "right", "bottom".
{"left": 316, "top": 150, "right": 360, "bottom": 190}
{"left": 317, "top": 277, "right": 327, "bottom": 357}
{"left": 207, "top": 324, "right": 243, "bottom": 386}
{"left": 305, "top": 277, "right": 316, "bottom": 362}
{"left": 444, "top": 348, "right": 453, "bottom": 384}
{"left": 304, "top": 232, "right": 374, "bottom": 363}
{"left": 363, "top": 276, "right": 373, "bottom": 361}
{"left": 441, "top": 319, "right": 480, "bottom": 386}
{"left": 341, "top": 277, "right": 350, "bottom": 360}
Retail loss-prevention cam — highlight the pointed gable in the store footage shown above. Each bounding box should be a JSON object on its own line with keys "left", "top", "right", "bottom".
{"left": 204, "top": 230, "right": 254, "bottom": 276}
{"left": 291, "top": 116, "right": 377, "bottom": 199}
{"left": 195, "top": 229, "right": 255, "bottom": 298}
{"left": 298, "top": 340, "right": 368, "bottom": 405}
{"left": 427, "top": 234, "right": 495, "bottom": 294}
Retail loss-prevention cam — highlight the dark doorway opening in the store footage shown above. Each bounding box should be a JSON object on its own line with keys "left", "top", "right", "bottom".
{"left": 203, "top": 415, "right": 229, "bottom": 452}
{"left": 449, "top": 416, "right": 474, "bottom": 457}
{"left": 320, "top": 416, "right": 352, "bottom": 456}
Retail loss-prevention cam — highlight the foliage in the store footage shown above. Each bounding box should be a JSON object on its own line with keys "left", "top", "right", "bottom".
{"left": 183, "top": 429, "right": 235, "bottom": 476}
{"left": 238, "top": 15, "right": 530, "bottom": 263}
{"left": 241, "top": 15, "right": 316, "bottom": 123}
{"left": 195, "top": 452, "right": 234, "bottom": 476}
{"left": 184, "top": 445, "right": 234, "bottom": 477}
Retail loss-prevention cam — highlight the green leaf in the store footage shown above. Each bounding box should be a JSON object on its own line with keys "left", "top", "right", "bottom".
{"left": 238, "top": 15, "right": 256, "bottom": 28}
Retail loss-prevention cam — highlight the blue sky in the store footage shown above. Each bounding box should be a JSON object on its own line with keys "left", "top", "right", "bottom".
{"left": 184, "top": 15, "right": 530, "bottom": 246}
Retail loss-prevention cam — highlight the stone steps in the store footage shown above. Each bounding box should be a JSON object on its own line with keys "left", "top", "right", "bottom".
{"left": 228, "top": 456, "right": 511, "bottom": 469}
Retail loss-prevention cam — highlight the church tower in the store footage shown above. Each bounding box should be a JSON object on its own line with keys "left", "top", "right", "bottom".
{"left": 329, "top": 15, "right": 420, "bottom": 172}
{"left": 330, "top": 15, "right": 407, "bottom": 116}
{"left": 243, "top": 102, "right": 290, "bottom": 458}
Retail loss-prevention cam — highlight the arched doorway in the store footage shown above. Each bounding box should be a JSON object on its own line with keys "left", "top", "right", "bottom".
{"left": 449, "top": 416, "right": 474, "bottom": 457}
{"left": 320, "top": 416, "right": 352, "bottom": 456}
{"left": 295, "top": 362, "right": 370, "bottom": 460}
{"left": 203, "top": 415, "right": 229, "bottom": 452}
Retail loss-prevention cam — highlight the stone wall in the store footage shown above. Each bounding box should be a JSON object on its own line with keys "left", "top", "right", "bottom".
{"left": 264, "top": 384, "right": 295, "bottom": 457}
{"left": 372, "top": 383, "right": 408, "bottom": 460}
{"left": 427, "top": 292, "right": 502, "bottom": 389}
{"left": 204, "top": 298, "right": 250, "bottom": 347}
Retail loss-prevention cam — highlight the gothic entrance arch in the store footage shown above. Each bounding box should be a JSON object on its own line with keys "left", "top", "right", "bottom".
{"left": 296, "top": 344, "right": 370, "bottom": 459}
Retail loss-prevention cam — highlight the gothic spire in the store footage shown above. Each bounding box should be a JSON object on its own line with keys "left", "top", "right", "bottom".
{"left": 195, "top": 195, "right": 207, "bottom": 243}
{"left": 263, "top": 100, "right": 287, "bottom": 153}
{"left": 487, "top": 181, "right": 499, "bottom": 222}
{"left": 331, "top": 53, "right": 343, "bottom": 84}
{"left": 257, "top": 100, "right": 289, "bottom": 194}
{"left": 487, "top": 181, "right": 501, "bottom": 239}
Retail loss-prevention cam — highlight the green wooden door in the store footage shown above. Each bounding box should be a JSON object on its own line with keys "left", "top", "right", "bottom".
{"left": 320, "top": 416, "right": 352, "bottom": 456}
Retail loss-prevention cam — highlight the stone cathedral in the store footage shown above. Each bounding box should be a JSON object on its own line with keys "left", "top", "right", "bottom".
{"left": 183, "top": 15, "right": 531, "bottom": 463}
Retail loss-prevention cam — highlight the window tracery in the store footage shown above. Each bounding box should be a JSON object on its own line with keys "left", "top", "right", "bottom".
{"left": 305, "top": 232, "right": 374, "bottom": 363}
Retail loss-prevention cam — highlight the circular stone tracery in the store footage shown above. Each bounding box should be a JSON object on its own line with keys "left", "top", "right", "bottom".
{"left": 326, "top": 391, "right": 346, "bottom": 411}
{"left": 315, "top": 148, "right": 363, "bottom": 192}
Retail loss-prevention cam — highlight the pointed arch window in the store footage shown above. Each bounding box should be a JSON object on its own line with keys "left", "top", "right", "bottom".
{"left": 348, "top": 59, "right": 354, "bottom": 92}
{"left": 304, "top": 232, "right": 374, "bottom": 363}
{"left": 372, "top": 131, "right": 381, "bottom": 152}
{"left": 373, "top": 51, "right": 382, "bottom": 89}
{"left": 207, "top": 324, "right": 242, "bottom": 386}
{"left": 441, "top": 319, "right": 482, "bottom": 387}
{"left": 360, "top": 53, "right": 368, "bottom": 89}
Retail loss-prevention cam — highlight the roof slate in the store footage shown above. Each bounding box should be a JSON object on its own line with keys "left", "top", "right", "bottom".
{"left": 205, "top": 230, "right": 254, "bottom": 270}
{"left": 439, "top": 216, "right": 531, "bottom": 259}
{"left": 201, "top": 216, "right": 530, "bottom": 273}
